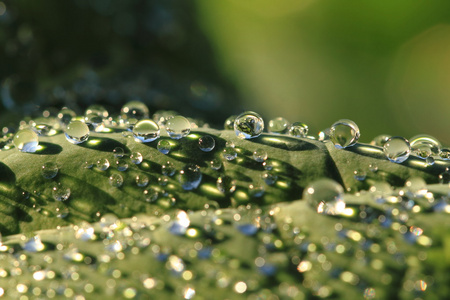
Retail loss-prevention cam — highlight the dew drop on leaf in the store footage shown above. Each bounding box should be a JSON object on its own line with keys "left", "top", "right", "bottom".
{"left": 52, "top": 184, "right": 71, "bottom": 201}
{"left": 288, "top": 122, "right": 308, "bottom": 138}
{"left": 136, "top": 174, "right": 149, "bottom": 187}
{"left": 162, "top": 161, "right": 176, "bottom": 176}
{"left": 64, "top": 120, "right": 90, "bottom": 144}
{"left": 130, "top": 152, "right": 143, "bottom": 164}
{"left": 132, "top": 119, "right": 160, "bottom": 143}
{"left": 96, "top": 158, "right": 110, "bottom": 171}
{"left": 253, "top": 149, "right": 268, "bottom": 162}
{"left": 14, "top": 129, "right": 39, "bottom": 152}
{"left": 330, "top": 119, "right": 360, "bottom": 149}
{"left": 268, "top": 117, "right": 289, "bottom": 134}
{"left": 179, "top": 164, "right": 202, "bottom": 191}
{"left": 109, "top": 174, "right": 124, "bottom": 188}
{"left": 383, "top": 137, "right": 411, "bottom": 163}
{"left": 41, "top": 162, "right": 58, "bottom": 179}
{"left": 166, "top": 116, "right": 191, "bottom": 139}
{"left": 198, "top": 135, "right": 215, "bottom": 152}
{"left": 113, "top": 147, "right": 125, "bottom": 158}
{"left": 121, "top": 101, "right": 150, "bottom": 120}
{"left": 234, "top": 111, "right": 264, "bottom": 139}
{"left": 224, "top": 115, "right": 237, "bottom": 130}
{"left": 216, "top": 176, "right": 237, "bottom": 194}
{"left": 210, "top": 158, "right": 222, "bottom": 170}
{"left": 303, "top": 178, "right": 345, "bottom": 215}
{"left": 157, "top": 140, "right": 171, "bottom": 154}
{"left": 222, "top": 147, "right": 237, "bottom": 161}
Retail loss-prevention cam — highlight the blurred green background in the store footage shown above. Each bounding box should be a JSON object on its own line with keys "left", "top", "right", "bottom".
{"left": 1, "top": 0, "right": 450, "bottom": 145}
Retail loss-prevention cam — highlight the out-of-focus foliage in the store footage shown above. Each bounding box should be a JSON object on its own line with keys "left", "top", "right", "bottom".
{"left": 0, "top": 0, "right": 239, "bottom": 127}
{"left": 196, "top": 0, "right": 450, "bottom": 145}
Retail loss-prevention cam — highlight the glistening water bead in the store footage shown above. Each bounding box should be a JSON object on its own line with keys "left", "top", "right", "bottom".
{"left": 157, "top": 140, "right": 171, "bottom": 154}
{"left": 41, "top": 162, "right": 58, "bottom": 179}
{"left": 268, "top": 117, "right": 289, "bottom": 134}
{"left": 14, "top": 129, "right": 39, "bottom": 153}
{"left": 64, "top": 121, "right": 90, "bottom": 144}
{"left": 179, "top": 164, "right": 202, "bottom": 190}
{"left": 288, "top": 122, "right": 309, "bottom": 138}
{"left": 166, "top": 116, "right": 191, "bottom": 139}
{"left": 330, "top": 119, "right": 360, "bottom": 149}
{"left": 303, "top": 178, "right": 345, "bottom": 215}
{"left": 121, "top": 101, "right": 150, "bottom": 120}
{"left": 234, "top": 111, "right": 264, "bottom": 139}
{"left": 198, "top": 135, "right": 215, "bottom": 152}
{"left": 383, "top": 137, "right": 411, "bottom": 163}
{"left": 132, "top": 119, "right": 160, "bottom": 143}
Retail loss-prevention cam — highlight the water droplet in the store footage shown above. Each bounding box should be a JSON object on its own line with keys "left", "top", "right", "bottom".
{"left": 405, "top": 177, "right": 427, "bottom": 197}
{"left": 58, "top": 108, "right": 76, "bottom": 126}
{"left": 318, "top": 128, "right": 331, "bottom": 142}
{"left": 96, "top": 158, "right": 110, "bottom": 171}
{"left": 222, "top": 147, "right": 237, "bottom": 161}
{"left": 84, "top": 113, "right": 104, "bottom": 132}
{"left": 210, "top": 158, "right": 222, "bottom": 170}
{"left": 113, "top": 147, "right": 125, "bottom": 158}
{"left": 412, "top": 144, "right": 432, "bottom": 159}
{"left": 144, "top": 188, "right": 159, "bottom": 202}
{"left": 132, "top": 119, "right": 160, "bottom": 143}
{"left": 261, "top": 171, "right": 277, "bottom": 185}
{"left": 198, "top": 135, "right": 215, "bottom": 152}
{"left": 162, "top": 161, "right": 176, "bottom": 176}
{"left": 121, "top": 101, "right": 149, "bottom": 120}
{"left": 55, "top": 202, "right": 69, "bottom": 218}
{"left": 370, "top": 135, "right": 391, "bottom": 147}
{"left": 157, "top": 140, "right": 171, "bottom": 154}
{"left": 383, "top": 137, "right": 411, "bottom": 163}
{"left": 86, "top": 104, "right": 109, "bottom": 118}
{"left": 303, "top": 178, "right": 345, "bottom": 215}
{"left": 439, "top": 148, "right": 450, "bottom": 160}
{"left": 224, "top": 115, "right": 237, "bottom": 130}
{"left": 353, "top": 169, "right": 367, "bottom": 181}
{"left": 234, "top": 111, "right": 264, "bottom": 139}
{"left": 226, "top": 141, "right": 235, "bottom": 148}
{"left": 330, "top": 119, "right": 360, "bottom": 149}
{"left": 75, "top": 222, "right": 95, "bottom": 241}
{"left": 368, "top": 163, "right": 378, "bottom": 173}
{"left": 115, "top": 159, "right": 128, "bottom": 171}
{"left": 438, "top": 171, "right": 450, "bottom": 184}
{"left": 169, "top": 210, "right": 191, "bottom": 235}
{"left": 52, "top": 184, "right": 71, "bottom": 201}
{"left": 179, "top": 164, "right": 202, "bottom": 190}
{"left": 136, "top": 174, "right": 149, "bottom": 187}
{"left": 253, "top": 149, "right": 268, "bottom": 162}
{"left": 41, "top": 162, "right": 58, "bottom": 179}
{"left": 158, "top": 176, "right": 169, "bottom": 186}
{"left": 109, "top": 174, "right": 124, "bottom": 187}
{"left": 14, "top": 129, "right": 39, "bottom": 152}
{"left": 130, "top": 152, "right": 143, "bottom": 164}
{"left": 83, "top": 161, "right": 94, "bottom": 169}
{"left": 166, "top": 116, "right": 191, "bottom": 139}
{"left": 288, "top": 122, "right": 309, "bottom": 138}
{"left": 23, "top": 236, "right": 45, "bottom": 252}
{"left": 34, "top": 124, "right": 56, "bottom": 136}
{"left": 262, "top": 159, "right": 275, "bottom": 171}
{"left": 425, "top": 156, "right": 435, "bottom": 166}
{"left": 64, "top": 121, "right": 90, "bottom": 144}
{"left": 268, "top": 117, "right": 289, "bottom": 134}
{"left": 248, "top": 183, "right": 265, "bottom": 197}
{"left": 217, "top": 176, "right": 237, "bottom": 194}
{"left": 410, "top": 134, "right": 441, "bottom": 155}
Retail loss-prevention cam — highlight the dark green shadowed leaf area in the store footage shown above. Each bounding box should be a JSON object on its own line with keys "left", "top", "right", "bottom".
{"left": 0, "top": 127, "right": 449, "bottom": 299}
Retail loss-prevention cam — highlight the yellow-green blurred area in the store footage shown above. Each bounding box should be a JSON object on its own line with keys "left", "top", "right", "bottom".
{"left": 196, "top": 0, "right": 450, "bottom": 145}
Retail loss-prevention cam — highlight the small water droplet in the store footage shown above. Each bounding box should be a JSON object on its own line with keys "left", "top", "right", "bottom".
{"left": 288, "top": 122, "right": 309, "bottom": 138}
{"left": 121, "top": 101, "right": 150, "bottom": 120}
{"left": 166, "top": 116, "right": 191, "bottom": 139}
{"left": 136, "top": 174, "right": 149, "bottom": 187}
{"left": 370, "top": 135, "right": 391, "bottom": 147}
{"left": 64, "top": 120, "right": 90, "bottom": 144}
{"left": 55, "top": 202, "right": 69, "bottom": 218}
{"left": 85, "top": 113, "right": 104, "bottom": 132}
{"left": 158, "top": 176, "right": 169, "bottom": 186}
{"left": 133, "top": 119, "right": 160, "bottom": 143}
{"left": 353, "top": 169, "right": 367, "bottom": 181}
{"left": 383, "top": 137, "right": 411, "bottom": 163}
{"left": 210, "top": 158, "right": 222, "bottom": 170}
{"left": 248, "top": 183, "right": 265, "bottom": 197}
{"left": 318, "top": 128, "right": 331, "bottom": 142}
{"left": 113, "top": 147, "right": 125, "bottom": 158}
{"left": 162, "top": 161, "right": 176, "bottom": 176}
{"left": 109, "top": 174, "right": 124, "bottom": 187}
{"left": 234, "top": 111, "right": 264, "bottom": 139}
{"left": 412, "top": 144, "right": 432, "bottom": 159}
{"left": 368, "top": 163, "right": 378, "bottom": 173}
{"left": 224, "top": 115, "right": 237, "bottom": 130}
{"left": 96, "top": 158, "right": 110, "bottom": 171}
{"left": 222, "top": 147, "right": 237, "bottom": 161}
{"left": 41, "top": 162, "right": 58, "bottom": 179}
{"left": 439, "top": 148, "right": 450, "bottom": 160}
{"left": 130, "top": 152, "right": 143, "bottom": 164}
{"left": 52, "top": 184, "right": 71, "bottom": 201}
{"left": 115, "top": 159, "right": 129, "bottom": 171}
{"left": 261, "top": 171, "right": 277, "bottom": 185}
{"left": 144, "top": 188, "right": 159, "bottom": 202}
{"left": 303, "top": 178, "right": 345, "bottom": 215}
{"left": 330, "top": 119, "right": 360, "bottom": 149}
{"left": 86, "top": 104, "right": 109, "bottom": 118}
{"left": 425, "top": 156, "right": 435, "bottom": 166}
{"left": 438, "top": 171, "right": 450, "bottom": 184}
{"left": 179, "top": 164, "right": 202, "bottom": 190}
{"left": 198, "top": 135, "right": 215, "bottom": 152}
{"left": 268, "top": 117, "right": 289, "bottom": 134}
{"left": 14, "top": 129, "right": 39, "bottom": 152}
{"left": 83, "top": 161, "right": 94, "bottom": 169}
{"left": 157, "top": 140, "right": 171, "bottom": 154}
{"left": 253, "top": 149, "right": 268, "bottom": 162}
{"left": 217, "top": 176, "right": 237, "bottom": 194}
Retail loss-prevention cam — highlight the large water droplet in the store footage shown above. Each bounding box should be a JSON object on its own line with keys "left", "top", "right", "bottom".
{"left": 268, "top": 117, "right": 289, "bottom": 134}
{"left": 162, "top": 161, "right": 176, "bottom": 176}
{"left": 234, "top": 111, "right": 264, "bottom": 139}
{"left": 370, "top": 135, "right": 391, "bottom": 147}
{"left": 439, "top": 148, "right": 450, "bottom": 160}
{"left": 109, "top": 174, "right": 124, "bottom": 188}
{"left": 52, "top": 184, "right": 71, "bottom": 201}
{"left": 198, "top": 135, "right": 215, "bottom": 152}
{"left": 133, "top": 119, "right": 160, "bottom": 143}
{"left": 330, "top": 119, "right": 360, "bottom": 149}
{"left": 14, "top": 129, "right": 39, "bottom": 152}
{"left": 84, "top": 113, "right": 104, "bottom": 132}
{"left": 41, "top": 162, "right": 58, "bottom": 179}
{"left": 224, "top": 115, "right": 237, "bottom": 130}
{"left": 86, "top": 104, "right": 109, "bottom": 118}
{"left": 216, "top": 176, "right": 237, "bottom": 194}
{"left": 289, "top": 122, "right": 309, "bottom": 138}
{"left": 303, "top": 178, "right": 345, "bottom": 215}
{"left": 179, "top": 164, "right": 202, "bottom": 190}
{"left": 166, "top": 116, "right": 191, "bottom": 139}
{"left": 410, "top": 134, "right": 441, "bottom": 155}
{"left": 130, "top": 152, "right": 143, "bottom": 164}
{"left": 121, "top": 101, "right": 149, "bottom": 120}
{"left": 64, "top": 121, "right": 90, "bottom": 144}
{"left": 157, "top": 140, "right": 171, "bottom": 154}
{"left": 58, "top": 108, "right": 76, "bottom": 126}
{"left": 383, "top": 137, "right": 411, "bottom": 163}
